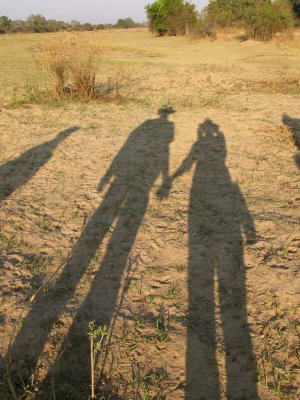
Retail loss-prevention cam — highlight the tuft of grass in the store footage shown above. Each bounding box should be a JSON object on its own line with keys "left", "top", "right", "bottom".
{"left": 256, "top": 296, "right": 299, "bottom": 399}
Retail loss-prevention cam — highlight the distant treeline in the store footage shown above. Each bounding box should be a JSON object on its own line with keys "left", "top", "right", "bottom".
{"left": 146, "top": 0, "right": 300, "bottom": 40}
{"left": 0, "top": 15, "right": 147, "bottom": 34}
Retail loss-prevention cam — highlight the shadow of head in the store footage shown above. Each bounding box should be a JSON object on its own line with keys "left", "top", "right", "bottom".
{"left": 197, "top": 118, "right": 227, "bottom": 159}
{"left": 158, "top": 106, "right": 176, "bottom": 119}
{"left": 199, "top": 118, "right": 220, "bottom": 135}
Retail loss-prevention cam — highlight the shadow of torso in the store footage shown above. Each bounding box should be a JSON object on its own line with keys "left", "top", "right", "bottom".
{"left": 6, "top": 116, "right": 174, "bottom": 398}
{"left": 174, "top": 121, "right": 258, "bottom": 400}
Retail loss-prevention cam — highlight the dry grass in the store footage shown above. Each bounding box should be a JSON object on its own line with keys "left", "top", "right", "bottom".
{"left": 0, "top": 29, "right": 299, "bottom": 400}
{"left": 32, "top": 35, "right": 103, "bottom": 100}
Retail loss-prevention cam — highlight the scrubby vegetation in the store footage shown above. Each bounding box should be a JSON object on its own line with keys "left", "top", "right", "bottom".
{"left": 146, "top": 0, "right": 299, "bottom": 40}
{"left": 245, "top": 0, "right": 295, "bottom": 40}
{"left": 0, "top": 14, "right": 145, "bottom": 34}
{"left": 206, "top": 0, "right": 295, "bottom": 40}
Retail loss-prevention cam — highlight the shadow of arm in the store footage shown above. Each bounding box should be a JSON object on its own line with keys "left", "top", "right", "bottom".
{"left": 156, "top": 146, "right": 172, "bottom": 200}
{"left": 240, "top": 197, "right": 258, "bottom": 245}
{"left": 173, "top": 144, "right": 196, "bottom": 180}
{"left": 98, "top": 165, "right": 114, "bottom": 192}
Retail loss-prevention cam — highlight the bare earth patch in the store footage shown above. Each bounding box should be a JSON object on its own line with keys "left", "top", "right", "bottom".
{"left": 0, "top": 29, "right": 299, "bottom": 399}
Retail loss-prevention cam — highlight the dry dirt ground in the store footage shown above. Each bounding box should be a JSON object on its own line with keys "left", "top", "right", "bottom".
{"left": 0, "top": 29, "right": 299, "bottom": 399}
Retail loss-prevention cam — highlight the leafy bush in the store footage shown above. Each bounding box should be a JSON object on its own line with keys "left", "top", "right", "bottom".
{"left": 190, "top": 18, "right": 217, "bottom": 39}
{"left": 205, "top": 0, "right": 252, "bottom": 28}
{"left": 167, "top": 2, "right": 197, "bottom": 35}
{"left": 0, "top": 16, "right": 11, "bottom": 33}
{"left": 146, "top": 0, "right": 197, "bottom": 36}
{"left": 26, "top": 14, "right": 48, "bottom": 33}
{"left": 204, "top": 0, "right": 295, "bottom": 40}
{"left": 246, "top": 0, "right": 295, "bottom": 41}
{"left": 116, "top": 18, "right": 135, "bottom": 29}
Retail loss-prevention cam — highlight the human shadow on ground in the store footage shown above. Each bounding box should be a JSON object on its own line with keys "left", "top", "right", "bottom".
{"left": 6, "top": 108, "right": 174, "bottom": 398}
{"left": 0, "top": 126, "right": 80, "bottom": 202}
{"left": 172, "top": 119, "right": 259, "bottom": 399}
{"left": 282, "top": 114, "right": 300, "bottom": 170}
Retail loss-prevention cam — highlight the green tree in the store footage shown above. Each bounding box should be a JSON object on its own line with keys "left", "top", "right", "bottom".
{"left": 10, "top": 20, "right": 25, "bottom": 33}
{"left": 240, "top": 0, "right": 294, "bottom": 40}
{"left": 205, "top": 0, "right": 254, "bottom": 27}
{"left": 46, "top": 19, "right": 62, "bottom": 32}
{"left": 26, "top": 14, "right": 48, "bottom": 32}
{"left": 146, "top": 0, "right": 197, "bottom": 35}
{"left": 82, "top": 22, "right": 93, "bottom": 31}
{"left": 205, "top": 0, "right": 295, "bottom": 38}
{"left": 0, "top": 16, "right": 12, "bottom": 33}
{"left": 116, "top": 17, "right": 135, "bottom": 28}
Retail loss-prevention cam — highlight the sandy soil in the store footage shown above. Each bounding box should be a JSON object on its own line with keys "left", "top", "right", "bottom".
{"left": 0, "top": 29, "right": 299, "bottom": 399}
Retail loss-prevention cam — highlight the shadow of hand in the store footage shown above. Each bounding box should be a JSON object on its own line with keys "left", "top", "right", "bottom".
{"left": 156, "top": 177, "right": 172, "bottom": 200}
{"left": 245, "top": 230, "right": 259, "bottom": 246}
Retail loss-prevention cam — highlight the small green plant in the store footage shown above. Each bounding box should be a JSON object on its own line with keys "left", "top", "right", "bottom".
{"left": 154, "top": 305, "right": 169, "bottom": 343}
{"left": 146, "top": 0, "right": 197, "bottom": 36}
{"left": 256, "top": 298, "right": 298, "bottom": 398}
{"left": 0, "top": 233, "right": 19, "bottom": 252}
{"left": 166, "top": 282, "right": 181, "bottom": 299}
{"left": 87, "top": 321, "right": 108, "bottom": 399}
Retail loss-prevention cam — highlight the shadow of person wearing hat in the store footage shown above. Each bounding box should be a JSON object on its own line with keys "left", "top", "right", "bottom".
{"left": 7, "top": 108, "right": 175, "bottom": 398}
{"left": 172, "top": 119, "right": 259, "bottom": 399}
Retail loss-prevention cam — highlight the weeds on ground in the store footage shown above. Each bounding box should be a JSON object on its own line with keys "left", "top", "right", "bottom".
{"left": 256, "top": 293, "right": 299, "bottom": 399}
{"left": 88, "top": 322, "right": 108, "bottom": 399}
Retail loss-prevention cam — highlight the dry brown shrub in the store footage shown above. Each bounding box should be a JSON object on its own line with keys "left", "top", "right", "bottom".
{"left": 32, "top": 34, "right": 103, "bottom": 100}
{"left": 28, "top": 34, "right": 134, "bottom": 103}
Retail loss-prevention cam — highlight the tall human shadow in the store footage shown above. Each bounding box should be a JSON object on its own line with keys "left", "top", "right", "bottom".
{"left": 7, "top": 108, "right": 174, "bottom": 398}
{"left": 173, "top": 119, "right": 259, "bottom": 399}
{"left": 282, "top": 113, "right": 300, "bottom": 170}
{"left": 0, "top": 126, "right": 80, "bottom": 202}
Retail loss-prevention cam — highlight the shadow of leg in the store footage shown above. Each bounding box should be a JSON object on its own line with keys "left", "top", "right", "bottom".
{"left": 41, "top": 191, "right": 148, "bottom": 397}
{"left": 6, "top": 184, "right": 125, "bottom": 395}
{"left": 219, "top": 242, "right": 259, "bottom": 400}
{"left": 186, "top": 246, "right": 221, "bottom": 400}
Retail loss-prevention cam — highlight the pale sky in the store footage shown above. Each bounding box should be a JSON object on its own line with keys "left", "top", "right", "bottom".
{"left": 0, "top": 0, "right": 209, "bottom": 24}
